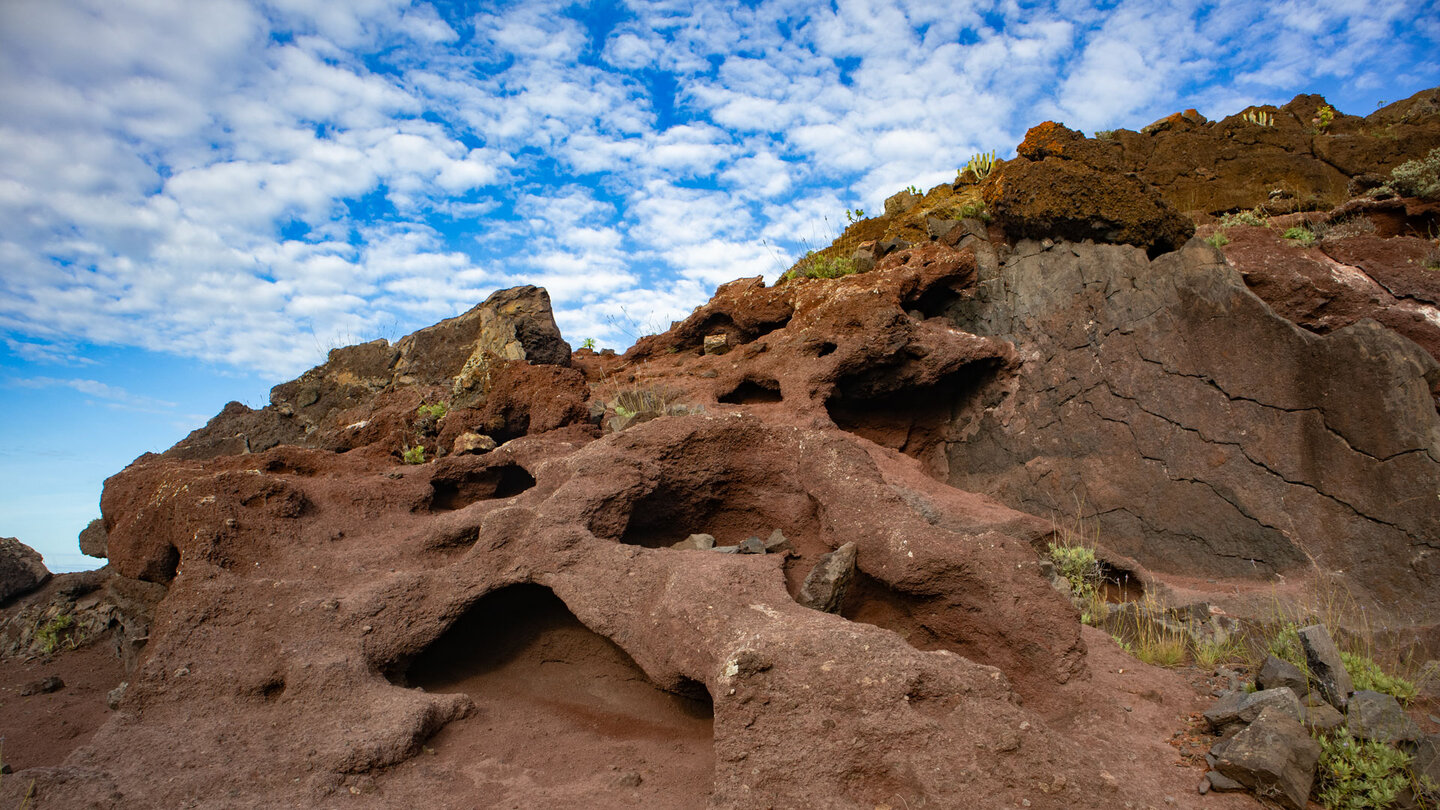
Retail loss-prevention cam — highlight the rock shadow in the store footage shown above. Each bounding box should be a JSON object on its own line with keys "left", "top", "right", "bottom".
{"left": 428, "top": 462, "right": 536, "bottom": 512}
{"left": 825, "top": 358, "right": 1005, "bottom": 478}
{"left": 389, "top": 584, "right": 714, "bottom": 806}
{"left": 717, "top": 378, "right": 783, "bottom": 405}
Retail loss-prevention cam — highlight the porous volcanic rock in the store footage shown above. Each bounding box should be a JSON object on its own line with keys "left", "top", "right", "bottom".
{"left": 1105, "top": 88, "right": 1440, "bottom": 215}
{"left": 6, "top": 266, "right": 1267, "bottom": 809}
{"left": 941, "top": 237, "right": 1440, "bottom": 627}
{"left": 162, "top": 285, "right": 580, "bottom": 462}
{"left": 0, "top": 537, "right": 49, "bottom": 604}
{"left": 20, "top": 410, "right": 1189, "bottom": 808}
{"left": 78, "top": 518, "right": 108, "bottom": 559}
{"left": 982, "top": 125, "right": 1194, "bottom": 255}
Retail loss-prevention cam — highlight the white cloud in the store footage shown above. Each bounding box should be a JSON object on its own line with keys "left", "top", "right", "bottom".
{"left": 0, "top": 0, "right": 1435, "bottom": 383}
{"left": 11, "top": 376, "right": 177, "bottom": 411}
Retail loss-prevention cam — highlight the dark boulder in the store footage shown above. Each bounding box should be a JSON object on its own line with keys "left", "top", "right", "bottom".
{"left": 0, "top": 537, "right": 50, "bottom": 604}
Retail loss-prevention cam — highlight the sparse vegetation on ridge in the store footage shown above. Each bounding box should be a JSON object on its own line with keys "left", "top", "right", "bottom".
{"left": 1283, "top": 225, "right": 1318, "bottom": 246}
{"left": 782, "top": 251, "right": 858, "bottom": 282}
{"left": 960, "top": 150, "right": 997, "bottom": 182}
{"left": 1374, "top": 147, "right": 1440, "bottom": 200}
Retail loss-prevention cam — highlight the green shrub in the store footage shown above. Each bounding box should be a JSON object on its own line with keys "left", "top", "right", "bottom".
{"left": 416, "top": 402, "right": 448, "bottom": 421}
{"left": 35, "top": 614, "right": 74, "bottom": 655}
{"left": 1314, "top": 730, "right": 1411, "bottom": 810}
{"left": 1094, "top": 130, "right": 1115, "bottom": 140}
{"left": 1283, "top": 226, "right": 1318, "bottom": 246}
{"left": 1379, "top": 147, "right": 1440, "bottom": 200}
{"left": 783, "top": 252, "right": 858, "bottom": 282}
{"left": 1219, "top": 208, "right": 1267, "bottom": 227}
{"left": 955, "top": 201, "right": 991, "bottom": 222}
{"left": 1204, "top": 232, "right": 1230, "bottom": 249}
{"left": 1341, "top": 651, "right": 1418, "bottom": 703}
{"left": 1049, "top": 541, "right": 1102, "bottom": 615}
{"left": 845, "top": 208, "right": 866, "bottom": 224}
{"left": 905, "top": 185, "right": 921, "bottom": 196}
{"left": 579, "top": 337, "right": 596, "bottom": 350}
{"left": 401, "top": 445, "right": 426, "bottom": 464}
{"left": 1268, "top": 622, "right": 1308, "bottom": 669}
{"left": 1316, "top": 105, "right": 1336, "bottom": 130}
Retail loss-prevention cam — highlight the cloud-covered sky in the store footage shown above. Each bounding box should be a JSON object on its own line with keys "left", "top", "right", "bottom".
{"left": 2, "top": 0, "right": 1437, "bottom": 571}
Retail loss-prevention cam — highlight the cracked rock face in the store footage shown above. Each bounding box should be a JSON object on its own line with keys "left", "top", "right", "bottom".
{"left": 942, "top": 238, "right": 1440, "bottom": 626}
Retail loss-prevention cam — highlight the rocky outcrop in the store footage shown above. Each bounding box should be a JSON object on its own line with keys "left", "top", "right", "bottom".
{"left": 0, "top": 537, "right": 49, "bottom": 604}
{"left": 941, "top": 238, "right": 1440, "bottom": 625}
{"left": 17, "top": 402, "right": 1222, "bottom": 808}
{"left": 1108, "top": 88, "right": 1440, "bottom": 215}
{"left": 983, "top": 122, "right": 1195, "bottom": 255}
{"left": 1219, "top": 220, "right": 1440, "bottom": 379}
{"left": 78, "top": 518, "right": 108, "bottom": 559}
{"left": 162, "top": 286, "right": 578, "bottom": 462}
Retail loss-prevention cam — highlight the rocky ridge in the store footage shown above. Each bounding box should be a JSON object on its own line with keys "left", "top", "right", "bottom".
{"left": 2, "top": 90, "right": 1439, "bottom": 809}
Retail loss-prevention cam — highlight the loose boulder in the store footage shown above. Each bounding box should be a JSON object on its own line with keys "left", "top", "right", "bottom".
{"left": 78, "top": 518, "right": 108, "bottom": 559}
{"left": 1346, "top": 690, "right": 1422, "bottom": 743}
{"left": 1298, "top": 625, "right": 1354, "bottom": 710}
{"left": 797, "top": 541, "right": 857, "bottom": 614}
{"left": 0, "top": 537, "right": 49, "bottom": 604}
{"left": 1214, "top": 705, "right": 1321, "bottom": 810}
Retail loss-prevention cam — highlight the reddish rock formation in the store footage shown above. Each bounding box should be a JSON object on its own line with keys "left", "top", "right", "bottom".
{"left": 983, "top": 122, "right": 1194, "bottom": 255}
{"left": 8, "top": 89, "right": 1440, "bottom": 810}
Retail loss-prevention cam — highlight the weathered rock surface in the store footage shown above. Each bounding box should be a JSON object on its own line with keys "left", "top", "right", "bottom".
{"left": 161, "top": 286, "right": 582, "bottom": 462}
{"left": 797, "top": 541, "right": 857, "bottom": 613}
{"left": 983, "top": 122, "right": 1194, "bottom": 255}
{"left": 1213, "top": 706, "right": 1321, "bottom": 810}
{"left": 1298, "top": 625, "right": 1354, "bottom": 710}
{"left": 0, "top": 537, "right": 50, "bottom": 604}
{"left": 78, "top": 518, "right": 108, "bottom": 559}
{"left": 1257, "top": 655, "right": 1308, "bottom": 696}
{"left": 943, "top": 238, "right": 1440, "bottom": 627}
{"left": 1237, "top": 688, "right": 1302, "bottom": 724}
{"left": 3, "top": 259, "right": 1275, "bottom": 808}
{"left": 1107, "top": 88, "right": 1440, "bottom": 215}
{"left": 7, "top": 405, "right": 1209, "bottom": 809}
{"left": 1346, "top": 689, "right": 1422, "bottom": 743}
{"left": 1221, "top": 224, "right": 1440, "bottom": 378}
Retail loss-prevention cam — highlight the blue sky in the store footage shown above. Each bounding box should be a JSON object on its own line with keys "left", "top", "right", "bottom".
{"left": 2, "top": 0, "right": 1437, "bottom": 573}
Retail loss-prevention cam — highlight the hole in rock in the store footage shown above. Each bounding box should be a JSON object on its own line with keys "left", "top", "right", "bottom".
{"left": 392, "top": 584, "right": 714, "bottom": 807}
{"left": 906, "top": 282, "right": 965, "bottom": 320}
{"left": 839, "top": 572, "right": 1057, "bottom": 699}
{"left": 717, "top": 378, "right": 783, "bottom": 405}
{"left": 689, "top": 312, "right": 792, "bottom": 353}
{"left": 826, "top": 358, "right": 1004, "bottom": 479}
{"left": 1099, "top": 561, "right": 1144, "bottom": 603}
{"left": 613, "top": 475, "right": 822, "bottom": 553}
{"left": 142, "top": 543, "right": 181, "bottom": 584}
{"left": 258, "top": 678, "right": 286, "bottom": 701}
{"left": 429, "top": 462, "right": 535, "bottom": 511}
{"left": 815, "top": 341, "right": 838, "bottom": 357}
